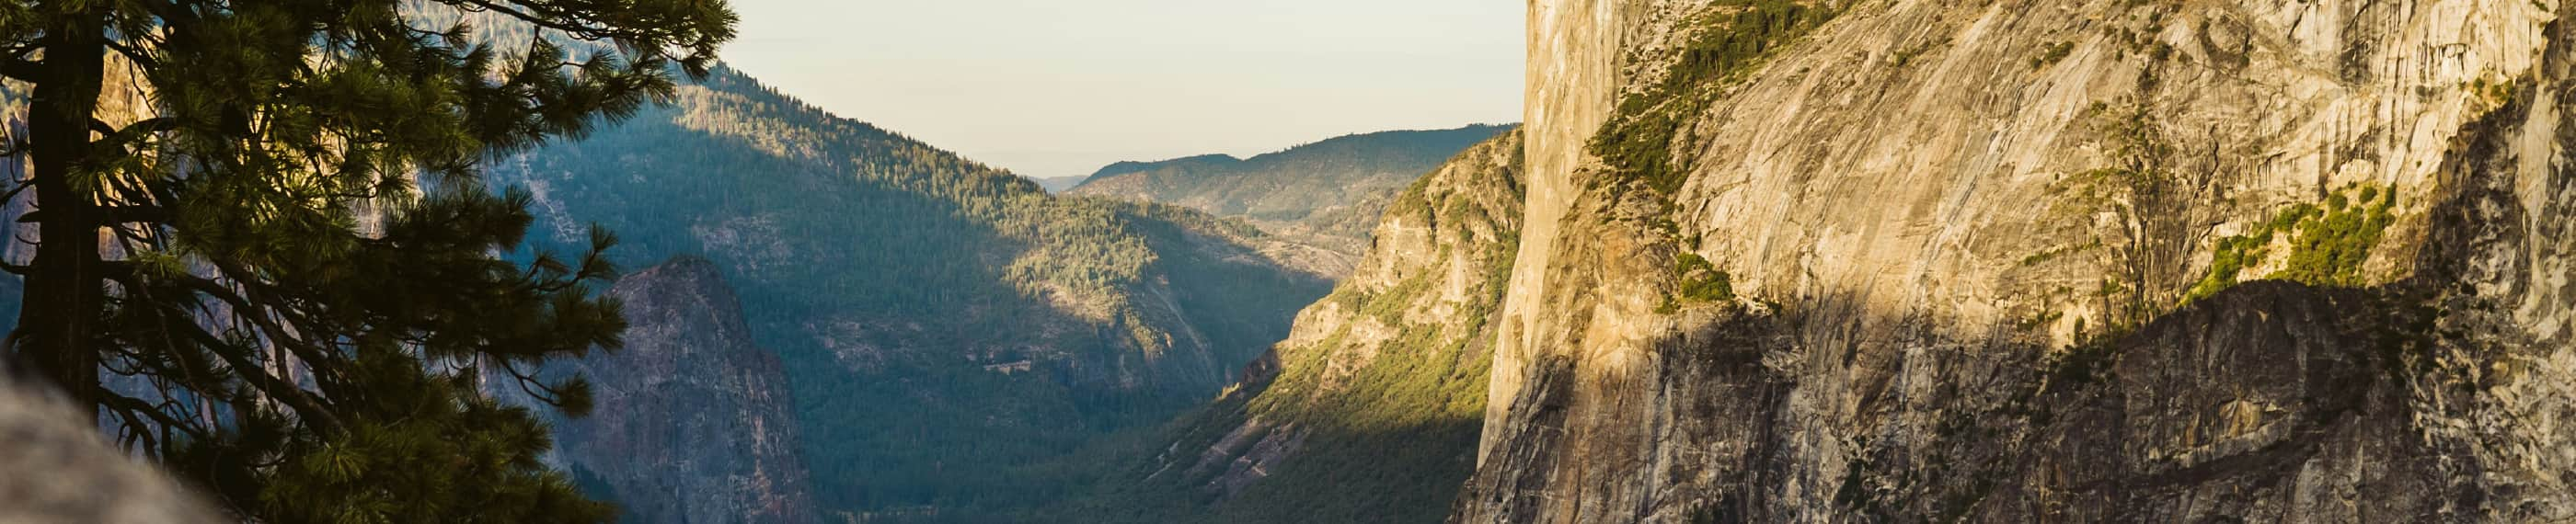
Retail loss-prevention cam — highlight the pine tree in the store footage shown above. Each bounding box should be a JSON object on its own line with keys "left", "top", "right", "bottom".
{"left": 0, "top": 0, "right": 733, "bottom": 520}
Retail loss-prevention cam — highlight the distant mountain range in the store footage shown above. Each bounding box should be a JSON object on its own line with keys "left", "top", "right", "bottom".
{"left": 1066, "top": 124, "right": 1514, "bottom": 275}
{"left": 1028, "top": 175, "right": 1089, "bottom": 193}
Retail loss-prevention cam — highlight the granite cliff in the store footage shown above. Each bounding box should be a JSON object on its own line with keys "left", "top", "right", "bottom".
{"left": 1459, "top": 0, "right": 2576, "bottom": 521}
{"left": 523, "top": 257, "right": 817, "bottom": 524}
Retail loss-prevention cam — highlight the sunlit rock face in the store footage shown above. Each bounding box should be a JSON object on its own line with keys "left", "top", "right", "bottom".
{"left": 1461, "top": 0, "right": 2576, "bottom": 521}
{"left": 1124, "top": 131, "right": 1525, "bottom": 524}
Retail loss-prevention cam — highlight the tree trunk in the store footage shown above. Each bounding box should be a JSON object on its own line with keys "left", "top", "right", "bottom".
{"left": 15, "top": 12, "right": 109, "bottom": 408}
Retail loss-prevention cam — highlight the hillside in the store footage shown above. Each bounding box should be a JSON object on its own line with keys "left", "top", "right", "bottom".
{"left": 1069, "top": 125, "right": 1514, "bottom": 273}
{"left": 1459, "top": 0, "right": 2576, "bottom": 521}
{"left": 488, "top": 66, "right": 1331, "bottom": 520}
{"left": 1052, "top": 130, "right": 1524, "bottom": 523}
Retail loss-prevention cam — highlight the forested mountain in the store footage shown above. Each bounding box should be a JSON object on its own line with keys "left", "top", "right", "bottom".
{"left": 1068, "top": 125, "right": 1513, "bottom": 274}
{"left": 487, "top": 65, "right": 1331, "bottom": 520}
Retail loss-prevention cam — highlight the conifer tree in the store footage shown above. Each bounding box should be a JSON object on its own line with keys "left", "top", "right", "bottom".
{"left": 0, "top": 0, "right": 733, "bottom": 519}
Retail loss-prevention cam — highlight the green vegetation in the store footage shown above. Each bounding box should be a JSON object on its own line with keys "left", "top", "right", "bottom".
{"left": 2182, "top": 186, "right": 2398, "bottom": 302}
{"left": 1592, "top": 0, "right": 1841, "bottom": 196}
{"left": 2031, "top": 41, "right": 2077, "bottom": 69}
{"left": 2274, "top": 187, "right": 2399, "bottom": 285}
{"left": 2, "top": 1, "right": 734, "bottom": 520}
{"left": 2186, "top": 229, "right": 2278, "bottom": 302}
{"left": 1662, "top": 252, "right": 1736, "bottom": 313}
{"left": 2469, "top": 74, "right": 2522, "bottom": 111}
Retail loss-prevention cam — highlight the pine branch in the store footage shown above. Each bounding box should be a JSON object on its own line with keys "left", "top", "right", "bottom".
{"left": 103, "top": 40, "right": 158, "bottom": 70}
{"left": 442, "top": 0, "right": 623, "bottom": 42}
{"left": 100, "top": 391, "right": 213, "bottom": 450}
{"left": 498, "top": 359, "right": 564, "bottom": 404}
{"left": 17, "top": 205, "right": 169, "bottom": 225}
{"left": 156, "top": 310, "right": 347, "bottom": 437}
{"left": 0, "top": 56, "right": 33, "bottom": 83}
{"left": 161, "top": 269, "right": 348, "bottom": 375}
{"left": 91, "top": 117, "right": 177, "bottom": 150}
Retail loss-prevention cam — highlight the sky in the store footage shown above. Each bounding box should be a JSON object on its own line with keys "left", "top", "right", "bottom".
{"left": 717, "top": 0, "right": 1525, "bottom": 178}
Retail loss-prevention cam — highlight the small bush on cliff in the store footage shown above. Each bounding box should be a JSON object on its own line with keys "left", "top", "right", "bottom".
{"left": 2031, "top": 41, "right": 2077, "bottom": 69}
{"left": 1673, "top": 252, "right": 1736, "bottom": 303}
{"left": 2182, "top": 186, "right": 2398, "bottom": 302}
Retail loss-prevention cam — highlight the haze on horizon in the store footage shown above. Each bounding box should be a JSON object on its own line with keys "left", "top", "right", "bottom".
{"left": 718, "top": 0, "right": 1526, "bottom": 178}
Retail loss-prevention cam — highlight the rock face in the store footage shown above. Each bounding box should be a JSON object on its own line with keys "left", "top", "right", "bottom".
{"left": 1461, "top": 0, "right": 2576, "bottom": 521}
{"left": 1108, "top": 130, "right": 1525, "bottom": 523}
{"left": 0, "top": 384, "right": 217, "bottom": 523}
{"left": 538, "top": 257, "right": 817, "bottom": 524}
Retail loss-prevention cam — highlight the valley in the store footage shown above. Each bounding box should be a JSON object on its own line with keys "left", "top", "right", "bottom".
{"left": 477, "top": 64, "right": 1512, "bottom": 520}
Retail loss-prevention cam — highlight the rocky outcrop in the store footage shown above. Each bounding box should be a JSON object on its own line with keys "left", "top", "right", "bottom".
{"left": 535, "top": 257, "right": 816, "bottom": 524}
{"left": 1461, "top": 0, "right": 2576, "bottom": 521}
{"left": 0, "top": 384, "right": 217, "bottom": 523}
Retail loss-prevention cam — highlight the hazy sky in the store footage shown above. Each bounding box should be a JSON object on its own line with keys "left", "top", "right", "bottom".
{"left": 717, "top": 0, "right": 1524, "bottom": 177}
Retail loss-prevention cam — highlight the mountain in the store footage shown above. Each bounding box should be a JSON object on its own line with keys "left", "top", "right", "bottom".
{"left": 489, "top": 66, "right": 1332, "bottom": 520}
{"left": 513, "top": 257, "right": 816, "bottom": 523}
{"left": 1070, "top": 125, "right": 1510, "bottom": 222}
{"left": 1029, "top": 175, "right": 1089, "bottom": 193}
{"left": 1053, "top": 130, "right": 1524, "bottom": 523}
{"left": 1456, "top": 0, "right": 2576, "bottom": 521}
{"left": 1068, "top": 125, "right": 1516, "bottom": 274}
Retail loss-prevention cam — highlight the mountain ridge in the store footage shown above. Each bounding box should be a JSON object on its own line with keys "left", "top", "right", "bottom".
{"left": 1068, "top": 124, "right": 1515, "bottom": 277}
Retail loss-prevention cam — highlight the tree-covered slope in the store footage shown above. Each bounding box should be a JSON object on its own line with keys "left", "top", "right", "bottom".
{"left": 488, "top": 66, "right": 1331, "bottom": 520}
{"left": 1047, "top": 130, "right": 1525, "bottom": 524}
